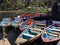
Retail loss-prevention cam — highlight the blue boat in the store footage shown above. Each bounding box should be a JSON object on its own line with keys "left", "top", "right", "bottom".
{"left": 0, "top": 18, "right": 12, "bottom": 27}
{"left": 41, "top": 24, "right": 60, "bottom": 43}
{"left": 15, "top": 23, "right": 46, "bottom": 45}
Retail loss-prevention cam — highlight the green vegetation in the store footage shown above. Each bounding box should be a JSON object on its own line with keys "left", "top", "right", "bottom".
{"left": 0, "top": 0, "right": 57, "bottom": 13}
{"left": 0, "top": 0, "right": 25, "bottom": 10}
{"left": 20, "top": 7, "right": 50, "bottom": 13}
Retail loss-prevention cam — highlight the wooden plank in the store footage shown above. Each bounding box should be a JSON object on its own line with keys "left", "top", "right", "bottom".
{"left": 29, "top": 28, "right": 43, "bottom": 32}
{"left": 45, "top": 32, "right": 58, "bottom": 37}
{"left": 0, "top": 40, "right": 4, "bottom": 45}
{"left": 0, "top": 38, "right": 11, "bottom": 45}
{"left": 15, "top": 38, "right": 27, "bottom": 44}
{"left": 37, "top": 24, "right": 45, "bottom": 26}
{"left": 50, "top": 31, "right": 60, "bottom": 35}
{"left": 3, "top": 38, "right": 11, "bottom": 45}
{"left": 37, "top": 24, "right": 46, "bottom": 27}
{"left": 48, "top": 28, "right": 60, "bottom": 31}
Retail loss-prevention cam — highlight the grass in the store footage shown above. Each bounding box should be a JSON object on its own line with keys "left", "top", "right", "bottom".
{"left": 20, "top": 7, "right": 50, "bottom": 13}
{"left": 0, "top": 7, "right": 50, "bottom": 14}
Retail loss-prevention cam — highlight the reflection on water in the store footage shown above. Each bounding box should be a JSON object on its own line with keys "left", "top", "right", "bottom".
{"left": 0, "top": 12, "right": 19, "bottom": 21}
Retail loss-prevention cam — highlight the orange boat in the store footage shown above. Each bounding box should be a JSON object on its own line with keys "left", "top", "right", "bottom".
{"left": 19, "top": 19, "right": 34, "bottom": 32}
{"left": 20, "top": 14, "right": 25, "bottom": 17}
{"left": 26, "top": 14, "right": 32, "bottom": 17}
{"left": 35, "top": 13, "right": 40, "bottom": 17}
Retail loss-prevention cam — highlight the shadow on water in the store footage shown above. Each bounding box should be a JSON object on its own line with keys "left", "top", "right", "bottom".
{"left": 6, "top": 26, "right": 21, "bottom": 45}
{"left": 0, "top": 26, "right": 21, "bottom": 45}
{"left": 0, "top": 12, "right": 19, "bottom": 21}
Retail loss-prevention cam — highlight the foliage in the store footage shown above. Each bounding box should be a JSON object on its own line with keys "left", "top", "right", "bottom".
{"left": 20, "top": 7, "right": 50, "bottom": 13}
{"left": 0, "top": 0, "right": 25, "bottom": 10}
{"left": 0, "top": 0, "right": 56, "bottom": 12}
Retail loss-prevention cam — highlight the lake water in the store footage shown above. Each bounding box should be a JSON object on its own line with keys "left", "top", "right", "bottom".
{"left": 0, "top": 12, "right": 19, "bottom": 21}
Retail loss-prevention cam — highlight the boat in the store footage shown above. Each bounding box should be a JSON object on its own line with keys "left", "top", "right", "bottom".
{"left": 11, "top": 16, "right": 23, "bottom": 27}
{"left": 19, "top": 19, "right": 34, "bottom": 32}
{"left": 41, "top": 24, "right": 60, "bottom": 45}
{"left": 15, "top": 28, "right": 42, "bottom": 45}
{"left": 19, "top": 13, "right": 49, "bottom": 21}
{"left": 15, "top": 23, "right": 46, "bottom": 45}
{"left": 0, "top": 18, "right": 12, "bottom": 38}
{"left": 0, "top": 18, "right": 12, "bottom": 27}
{"left": 35, "top": 13, "right": 40, "bottom": 17}
{"left": 26, "top": 14, "right": 32, "bottom": 18}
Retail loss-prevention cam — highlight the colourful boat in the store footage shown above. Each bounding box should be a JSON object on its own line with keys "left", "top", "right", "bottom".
{"left": 15, "top": 23, "right": 46, "bottom": 45}
{"left": 41, "top": 24, "right": 60, "bottom": 45}
{"left": 19, "top": 13, "right": 48, "bottom": 20}
{"left": 0, "top": 18, "right": 12, "bottom": 38}
{"left": 11, "top": 16, "right": 23, "bottom": 26}
{"left": 0, "top": 18, "right": 12, "bottom": 27}
{"left": 19, "top": 19, "right": 34, "bottom": 32}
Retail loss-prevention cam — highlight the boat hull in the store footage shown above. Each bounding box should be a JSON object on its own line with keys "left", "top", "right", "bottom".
{"left": 19, "top": 19, "right": 34, "bottom": 32}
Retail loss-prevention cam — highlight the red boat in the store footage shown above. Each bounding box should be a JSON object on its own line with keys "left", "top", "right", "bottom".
{"left": 35, "top": 13, "right": 40, "bottom": 17}
{"left": 19, "top": 19, "right": 34, "bottom": 32}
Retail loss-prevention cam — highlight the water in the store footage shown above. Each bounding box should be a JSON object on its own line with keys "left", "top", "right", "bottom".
{"left": 0, "top": 12, "right": 19, "bottom": 21}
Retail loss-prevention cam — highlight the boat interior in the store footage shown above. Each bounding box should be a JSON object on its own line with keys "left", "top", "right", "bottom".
{"left": 15, "top": 23, "right": 46, "bottom": 44}
{"left": 31, "top": 23, "right": 46, "bottom": 31}
{"left": 42, "top": 25, "right": 60, "bottom": 41}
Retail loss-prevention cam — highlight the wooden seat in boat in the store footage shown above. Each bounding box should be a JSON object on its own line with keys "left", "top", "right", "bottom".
{"left": 29, "top": 28, "right": 43, "bottom": 32}
{"left": 15, "top": 38, "right": 27, "bottom": 44}
{"left": 23, "top": 33, "right": 35, "bottom": 37}
{"left": 45, "top": 32, "right": 58, "bottom": 37}
{"left": 29, "top": 30, "right": 40, "bottom": 34}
